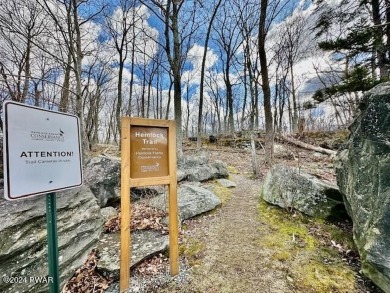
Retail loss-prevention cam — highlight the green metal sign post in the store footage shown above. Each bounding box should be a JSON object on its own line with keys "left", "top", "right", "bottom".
{"left": 46, "top": 192, "right": 60, "bottom": 293}
{"left": 2, "top": 101, "right": 83, "bottom": 292}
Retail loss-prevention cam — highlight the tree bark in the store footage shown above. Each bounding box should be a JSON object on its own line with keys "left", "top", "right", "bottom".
{"left": 386, "top": 0, "right": 390, "bottom": 69}
{"left": 71, "top": 0, "right": 86, "bottom": 154}
{"left": 197, "top": 0, "right": 222, "bottom": 148}
{"left": 59, "top": 53, "right": 72, "bottom": 112}
{"left": 372, "top": 0, "right": 387, "bottom": 78}
{"left": 290, "top": 60, "right": 299, "bottom": 132}
{"left": 258, "top": 0, "right": 274, "bottom": 164}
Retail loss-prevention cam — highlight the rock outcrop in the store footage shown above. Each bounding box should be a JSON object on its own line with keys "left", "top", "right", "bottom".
{"left": 335, "top": 82, "right": 390, "bottom": 292}
{"left": 84, "top": 154, "right": 229, "bottom": 206}
{"left": 146, "top": 184, "right": 221, "bottom": 221}
{"left": 96, "top": 230, "right": 168, "bottom": 280}
{"left": 262, "top": 164, "right": 344, "bottom": 219}
{"left": 0, "top": 186, "right": 103, "bottom": 293}
{"left": 84, "top": 156, "right": 121, "bottom": 207}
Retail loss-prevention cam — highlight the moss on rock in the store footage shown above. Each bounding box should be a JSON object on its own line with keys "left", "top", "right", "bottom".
{"left": 258, "top": 199, "right": 358, "bottom": 292}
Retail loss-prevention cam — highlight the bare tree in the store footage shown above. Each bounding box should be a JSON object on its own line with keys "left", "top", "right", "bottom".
{"left": 258, "top": 0, "right": 292, "bottom": 164}
{"left": 140, "top": 0, "right": 201, "bottom": 155}
{"left": 0, "top": 0, "right": 46, "bottom": 102}
{"left": 205, "top": 70, "right": 223, "bottom": 133}
{"left": 104, "top": 0, "right": 139, "bottom": 146}
{"left": 38, "top": 0, "right": 104, "bottom": 152}
{"left": 197, "top": 0, "right": 222, "bottom": 148}
{"left": 277, "top": 13, "right": 311, "bottom": 132}
{"left": 213, "top": 0, "right": 243, "bottom": 133}
{"left": 234, "top": 0, "right": 260, "bottom": 131}
{"left": 258, "top": 0, "right": 273, "bottom": 164}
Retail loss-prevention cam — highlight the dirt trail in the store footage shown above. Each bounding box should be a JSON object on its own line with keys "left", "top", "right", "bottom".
{"left": 160, "top": 174, "right": 290, "bottom": 293}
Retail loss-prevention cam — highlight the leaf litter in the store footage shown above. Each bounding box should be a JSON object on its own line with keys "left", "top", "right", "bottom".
{"left": 104, "top": 202, "right": 168, "bottom": 234}
{"left": 63, "top": 202, "right": 169, "bottom": 292}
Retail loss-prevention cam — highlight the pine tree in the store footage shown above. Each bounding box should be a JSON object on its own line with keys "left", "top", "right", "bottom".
{"left": 312, "top": 0, "right": 390, "bottom": 102}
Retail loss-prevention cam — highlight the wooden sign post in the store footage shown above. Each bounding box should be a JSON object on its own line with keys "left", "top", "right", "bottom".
{"left": 120, "top": 117, "right": 179, "bottom": 292}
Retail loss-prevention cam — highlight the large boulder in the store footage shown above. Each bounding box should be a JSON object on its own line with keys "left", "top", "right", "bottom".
{"left": 0, "top": 186, "right": 103, "bottom": 293}
{"left": 262, "top": 164, "right": 344, "bottom": 219}
{"left": 178, "top": 153, "right": 209, "bottom": 167}
{"left": 83, "top": 154, "right": 229, "bottom": 207}
{"left": 185, "top": 161, "right": 229, "bottom": 182}
{"left": 178, "top": 154, "right": 229, "bottom": 182}
{"left": 146, "top": 184, "right": 221, "bottom": 221}
{"left": 83, "top": 156, "right": 121, "bottom": 207}
{"left": 84, "top": 156, "right": 164, "bottom": 206}
{"left": 335, "top": 82, "right": 390, "bottom": 292}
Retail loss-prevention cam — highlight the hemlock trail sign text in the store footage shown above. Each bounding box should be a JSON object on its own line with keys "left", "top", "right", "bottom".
{"left": 120, "top": 117, "right": 179, "bottom": 293}
{"left": 2, "top": 101, "right": 83, "bottom": 293}
{"left": 130, "top": 126, "right": 169, "bottom": 178}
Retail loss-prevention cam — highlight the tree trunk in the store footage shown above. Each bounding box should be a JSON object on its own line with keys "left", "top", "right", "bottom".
{"left": 290, "top": 60, "right": 298, "bottom": 132}
{"left": 116, "top": 58, "right": 124, "bottom": 149}
{"left": 227, "top": 79, "right": 234, "bottom": 133}
{"left": 21, "top": 34, "right": 31, "bottom": 103}
{"left": 141, "top": 66, "right": 146, "bottom": 117}
{"left": 278, "top": 134, "right": 336, "bottom": 156}
{"left": 258, "top": 0, "right": 273, "bottom": 164}
{"left": 185, "top": 86, "right": 190, "bottom": 137}
{"left": 254, "top": 79, "right": 259, "bottom": 129}
{"left": 387, "top": 0, "right": 390, "bottom": 66}
{"left": 173, "top": 71, "right": 182, "bottom": 154}
{"left": 72, "top": 0, "right": 86, "bottom": 154}
{"left": 197, "top": 0, "right": 222, "bottom": 148}
{"left": 60, "top": 53, "right": 72, "bottom": 112}
{"left": 165, "top": 79, "right": 173, "bottom": 120}
{"left": 127, "top": 10, "right": 136, "bottom": 116}
{"left": 250, "top": 133, "right": 259, "bottom": 176}
{"left": 372, "top": 0, "right": 387, "bottom": 78}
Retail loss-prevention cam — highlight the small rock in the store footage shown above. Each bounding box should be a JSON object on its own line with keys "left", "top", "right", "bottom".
{"left": 101, "top": 207, "right": 118, "bottom": 222}
{"left": 216, "top": 179, "right": 237, "bottom": 188}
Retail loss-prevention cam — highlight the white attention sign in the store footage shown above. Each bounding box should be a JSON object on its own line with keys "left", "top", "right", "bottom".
{"left": 3, "top": 101, "right": 83, "bottom": 200}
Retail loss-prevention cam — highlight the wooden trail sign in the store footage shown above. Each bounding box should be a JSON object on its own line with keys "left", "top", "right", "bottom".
{"left": 120, "top": 117, "right": 179, "bottom": 292}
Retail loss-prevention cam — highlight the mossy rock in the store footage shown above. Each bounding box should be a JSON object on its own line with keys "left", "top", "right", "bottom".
{"left": 258, "top": 200, "right": 358, "bottom": 293}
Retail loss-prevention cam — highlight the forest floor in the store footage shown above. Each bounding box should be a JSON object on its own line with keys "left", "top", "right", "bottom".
{"left": 153, "top": 143, "right": 381, "bottom": 293}
{"left": 65, "top": 134, "right": 383, "bottom": 293}
{"left": 160, "top": 172, "right": 290, "bottom": 293}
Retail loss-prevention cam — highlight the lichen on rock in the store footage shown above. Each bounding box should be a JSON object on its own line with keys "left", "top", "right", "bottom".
{"left": 261, "top": 164, "right": 345, "bottom": 219}
{"left": 335, "top": 82, "right": 390, "bottom": 292}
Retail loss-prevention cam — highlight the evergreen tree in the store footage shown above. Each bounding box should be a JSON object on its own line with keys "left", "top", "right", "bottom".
{"left": 312, "top": 0, "right": 390, "bottom": 102}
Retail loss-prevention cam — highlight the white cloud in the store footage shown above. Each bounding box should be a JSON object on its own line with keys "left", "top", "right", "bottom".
{"left": 182, "top": 44, "right": 218, "bottom": 86}
{"left": 104, "top": 5, "right": 159, "bottom": 67}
